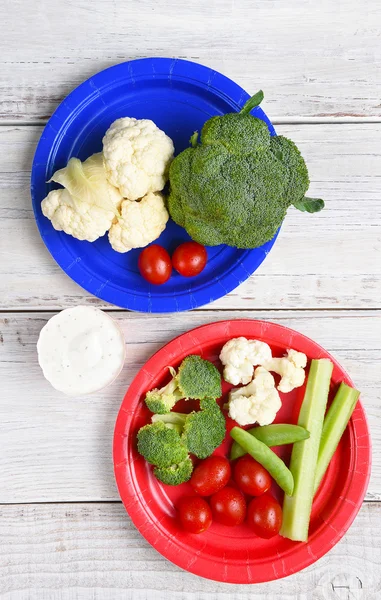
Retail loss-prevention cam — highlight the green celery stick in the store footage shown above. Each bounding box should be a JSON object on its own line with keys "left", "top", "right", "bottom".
{"left": 230, "top": 424, "right": 310, "bottom": 460}
{"left": 280, "top": 359, "right": 333, "bottom": 542}
{"left": 314, "top": 382, "right": 360, "bottom": 495}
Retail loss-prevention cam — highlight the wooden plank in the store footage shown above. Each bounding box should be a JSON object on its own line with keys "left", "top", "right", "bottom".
{"left": 0, "top": 501, "right": 380, "bottom": 599}
{"left": 0, "top": 310, "right": 379, "bottom": 503}
{"left": 0, "top": 124, "right": 380, "bottom": 311}
{"left": 1, "top": 0, "right": 381, "bottom": 121}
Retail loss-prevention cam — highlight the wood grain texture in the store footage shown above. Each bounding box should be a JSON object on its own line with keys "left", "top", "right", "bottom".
{"left": 0, "top": 310, "right": 379, "bottom": 503}
{"left": 1, "top": 0, "right": 381, "bottom": 121}
{"left": 0, "top": 501, "right": 380, "bottom": 599}
{"left": 0, "top": 124, "right": 380, "bottom": 311}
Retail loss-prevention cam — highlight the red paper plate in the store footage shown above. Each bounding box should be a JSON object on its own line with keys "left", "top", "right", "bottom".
{"left": 113, "top": 320, "right": 371, "bottom": 583}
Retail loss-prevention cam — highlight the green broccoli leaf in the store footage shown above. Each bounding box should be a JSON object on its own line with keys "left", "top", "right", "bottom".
{"left": 190, "top": 131, "right": 199, "bottom": 147}
{"left": 293, "top": 197, "right": 325, "bottom": 213}
{"left": 239, "top": 90, "right": 264, "bottom": 116}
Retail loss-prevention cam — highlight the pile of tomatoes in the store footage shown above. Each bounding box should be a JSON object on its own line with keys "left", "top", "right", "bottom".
{"left": 138, "top": 241, "right": 207, "bottom": 284}
{"left": 177, "top": 455, "right": 283, "bottom": 538}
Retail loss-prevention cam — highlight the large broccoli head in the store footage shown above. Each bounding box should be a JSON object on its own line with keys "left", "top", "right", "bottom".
{"left": 168, "top": 91, "right": 324, "bottom": 249}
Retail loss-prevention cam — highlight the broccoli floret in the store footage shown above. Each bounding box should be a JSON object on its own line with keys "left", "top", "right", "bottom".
{"left": 145, "top": 357, "right": 221, "bottom": 414}
{"left": 182, "top": 398, "right": 226, "bottom": 459}
{"left": 145, "top": 367, "right": 183, "bottom": 414}
{"left": 137, "top": 421, "right": 188, "bottom": 468}
{"left": 168, "top": 91, "right": 324, "bottom": 249}
{"left": 153, "top": 456, "right": 193, "bottom": 485}
{"left": 152, "top": 400, "right": 226, "bottom": 460}
{"left": 177, "top": 355, "right": 222, "bottom": 400}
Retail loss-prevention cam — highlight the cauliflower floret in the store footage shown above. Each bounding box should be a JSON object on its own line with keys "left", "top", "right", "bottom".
{"left": 263, "top": 349, "right": 307, "bottom": 393}
{"left": 41, "top": 153, "right": 123, "bottom": 243}
{"left": 220, "top": 337, "right": 272, "bottom": 385}
{"left": 41, "top": 188, "right": 120, "bottom": 242}
{"left": 108, "top": 192, "right": 169, "bottom": 253}
{"left": 228, "top": 367, "right": 282, "bottom": 426}
{"left": 103, "top": 118, "right": 174, "bottom": 200}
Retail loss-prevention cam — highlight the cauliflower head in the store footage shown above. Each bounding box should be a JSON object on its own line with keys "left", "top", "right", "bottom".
{"left": 228, "top": 366, "right": 281, "bottom": 426}
{"left": 42, "top": 188, "right": 120, "bottom": 243}
{"left": 263, "top": 349, "right": 307, "bottom": 393}
{"left": 220, "top": 337, "right": 272, "bottom": 385}
{"left": 108, "top": 192, "right": 169, "bottom": 253}
{"left": 41, "top": 153, "right": 123, "bottom": 243}
{"left": 103, "top": 118, "right": 174, "bottom": 200}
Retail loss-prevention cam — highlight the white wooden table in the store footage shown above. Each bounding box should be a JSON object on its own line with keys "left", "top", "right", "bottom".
{"left": 1, "top": 1, "right": 380, "bottom": 598}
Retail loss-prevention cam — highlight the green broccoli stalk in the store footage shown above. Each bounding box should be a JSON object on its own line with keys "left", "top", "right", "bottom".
{"left": 145, "top": 355, "right": 222, "bottom": 414}
{"left": 168, "top": 91, "right": 324, "bottom": 249}
{"left": 145, "top": 367, "right": 183, "bottom": 414}
{"left": 152, "top": 398, "right": 226, "bottom": 460}
{"left": 136, "top": 421, "right": 188, "bottom": 468}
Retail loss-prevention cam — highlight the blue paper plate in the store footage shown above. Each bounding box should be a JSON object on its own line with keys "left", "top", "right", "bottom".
{"left": 31, "top": 58, "right": 278, "bottom": 312}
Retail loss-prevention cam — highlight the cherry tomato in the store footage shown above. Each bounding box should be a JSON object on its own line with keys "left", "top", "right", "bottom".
{"left": 247, "top": 494, "right": 282, "bottom": 538}
{"left": 172, "top": 242, "right": 207, "bottom": 277}
{"left": 234, "top": 455, "right": 272, "bottom": 496}
{"left": 177, "top": 496, "right": 212, "bottom": 534}
{"left": 138, "top": 245, "right": 172, "bottom": 285}
{"left": 210, "top": 487, "right": 246, "bottom": 526}
{"left": 190, "top": 456, "right": 231, "bottom": 497}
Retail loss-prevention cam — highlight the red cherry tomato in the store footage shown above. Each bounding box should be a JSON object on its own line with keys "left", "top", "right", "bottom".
{"left": 210, "top": 487, "right": 246, "bottom": 526}
{"left": 177, "top": 496, "right": 212, "bottom": 534}
{"left": 234, "top": 455, "right": 272, "bottom": 497}
{"left": 190, "top": 456, "right": 231, "bottom": 497}
{"left": 247, "top": 494, "right": 282, "bottom": 538}
{"left": 172, "top": 242, "right": 207, "bottom": 277}
{"left": 138, "top": 245, "right": 172, "bottom": 285}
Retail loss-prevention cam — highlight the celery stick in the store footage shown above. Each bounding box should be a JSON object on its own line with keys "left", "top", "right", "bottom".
{"left": 280, "top": 359, "right": 333, "bottom": 541}
{"left": 314, "top": 382, "right": 360, "bottom": 495}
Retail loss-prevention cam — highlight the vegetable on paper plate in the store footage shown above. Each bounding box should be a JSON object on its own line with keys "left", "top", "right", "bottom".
{"left": 145, "top": 355, "right": 222, "bottom": 414}
{"left": 209, "top": 487, "right": 246, "bottom": 526}
{"left": 103, "top": 117, "right": 174, "bottom": 200}
{"left": 280, "top": 358, "right": 333, "bottom": 542}
{"left": 314, "top": 382, "right": 360, "bottom": 495}
{"left": 219, "top": 337, "right": 272, "bottom": 385}
{"left": 151, "top": 398, "right": 226, "bottom": 461}
{"left": 177, "top": 496, "right": 212, "bottom": 534}
{"left": 230, "top": 423, "right": 310, "bottom": 460}
{"left": 138, "top": 244, "right": 172, "bottom": 285}
{"left": 227, "top": 366, "right": 282, "bottom": 426}
{"left": 234, "top": 455, "right": 272, "bottom": 496}
{"left": 247, "top": 495, "right": 283, "bottom": 539}
{"left": 262, "top": 349, "right": 307, "bottom": 393}
{"left": 37, "top": 306, "right": 126, "bottom": 396}
{"left": 41, "top": 153, "right": 123, "bottom": 242}
{"left": 168, "top": 90, "right": 324, "bottom": 250}
{"left": 190, "top": 456, "right": 231, "bottom": 496}
{"left": 172, "top": 241, "right": 208, "bottom": 277}
{"left": 108, "top": 192, "right": 169, "bottom": 253}
{"left": 230, "top": 427, "right": 294, "bottom": 496}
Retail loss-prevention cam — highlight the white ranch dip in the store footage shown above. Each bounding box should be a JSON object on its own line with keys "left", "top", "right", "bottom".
{"left": 37, "top": 306, "right": 125, "bottom": 395}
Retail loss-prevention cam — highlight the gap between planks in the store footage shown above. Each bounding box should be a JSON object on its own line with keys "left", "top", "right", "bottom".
{"left": 0, "top": 498, "right": 379, "bottom": 506}
{"left": 1, "top": 308, "right": 381, "bottom": 315}
{"left": 1, "top": 118, "right": 381, "bottom": 127}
